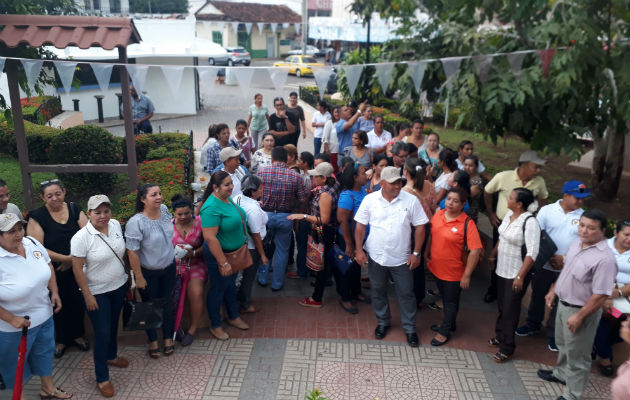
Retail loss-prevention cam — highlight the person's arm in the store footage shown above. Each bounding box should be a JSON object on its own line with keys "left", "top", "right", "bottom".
{"left": 247, "top": 114, "right": 253, "bottom": 129}
{"left": 72, "top": 256, "right": 98, "bottom": 311}
{"left": 407, "top": 224, "right": 426, "bottom": 270}
{"left": 481, "top": 170, "right": 493, "bottom": 181}
{"left": 513, "top": 217, "right": 540, "bottom": 291}
{"left": 343, "top": 111, "right": 361, "bottom": 131}
{"left": 484, "top": 190, "right": 500, "bottom": 228}
{"left": 354, "top": 222, "right": 368, "bottom": 267}
{"left": 424, "top": 235, "right": 433, "bottom": 265}
{"left": 0, "top": 305, "right": 31, "bottom": 329}
{"left": 566, "top": 294, "right": 609, "bottom": 333}
{"left": 126, "top": 250, "right": 146, "bottom": 289}
{"left": 285, "top": 115, "right": 296, "bottom": 134}
{"left": 26, "top": 218, "right": 72, "bottom": 266}
{"left": 78, "top": 210, "right": 88, "bottom": 228}
{"left": 337, "top": 207, "right": 355, "bottom": 257}
{"left": 202, "top": 226, "right": 229, "bottom": 271}
{"left": 460, "top": 248, "right": 481, "bottom": 289}
{"left": 251, "top": 232, "right": 269, "bottom": 267}
{"left": 47, "top": 261, "right": 62, "bottom": 313}
{"left": 137, "top": 111, "right": 153, "bottom": 124}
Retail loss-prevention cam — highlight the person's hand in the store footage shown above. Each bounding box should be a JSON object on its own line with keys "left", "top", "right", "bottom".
{"left": 603, "top": 298, "right": 614, "bottom": 313}
{"left": 545, "top": 291, "right": 556, "bottom": 309}
{"left": 408, "top": 254, "right": 421, "bottom": 270}
{"left": 277, "top": 109, "right": 286, "bottom": 118}
{"left": 460, "top": 275, "right": 471, "bottom": 289}
{"left": 365, "top": 168, "right": 374, "bottom": 180}
{"left": 83, "top": 293, "right": 99, "bottom": 311}
{"left": 56, "top": 261, "right": 72, "bottom": 272}
{"left": 489, "top": 213, "right": 501, "bottom": 229}
{"left": 359, "top": 100, "right": 368, "bottom": 113}
{"left": 261, "top": 255, "right": 269, "bottom": 266}
{"left": 549, "top": 255, "right": 564, "bottom": 270}
{"left": 219, "top": 262, "right": 232, "bottom": 277}
{"left": 487, "top": 257, "right": 496, "bottom": 271}
{"left": 566, "top": 313, "right": 583, "bottom": 333}
{"left": 51, "top": 292, "right": 62, "bottom": 313}
{"left": 426, "top": 164, "right": 434, "bottom": 178}
{"left": 135, "top": 275, "right": 147, "bottom": 290}
{"left": 355, "top": 249, "right": 368, "bottom": 268}
{"left": 10, "top": 316, "right": 31, "bottom": 330}
{"left": 345, "top": 243, "right": 355, "bottom": 258}
{"left": 512, "top": 278, "right": 524, "bottom": 293}
{"left": 286, "top": 214, "right": 303, "bottom": 221}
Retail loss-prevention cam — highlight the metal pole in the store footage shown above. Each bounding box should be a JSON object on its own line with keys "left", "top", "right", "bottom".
{"left": 118, "top": 47, "right": 139, "bottom": 191}
{"left": 301, "top": 0, "right": 307, "bottom": 54}
{"left": 366, "top": 16, "right": 371, "bottom": 64}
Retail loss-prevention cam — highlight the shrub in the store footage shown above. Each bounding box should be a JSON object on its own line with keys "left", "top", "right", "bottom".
{"left": 19, "top": 96, "right": 61, "bottom": 125}
{"left": 383, "top": 113, "right": 411, "bottom": 134}
{"left": 48, "top": 125, "right": 123, "bottom": 195}
{"left": 0, "top": 120, "right": 61, "bottom": 162}
{"left": 135, "top": 133, "right": 189, "bottom": 161}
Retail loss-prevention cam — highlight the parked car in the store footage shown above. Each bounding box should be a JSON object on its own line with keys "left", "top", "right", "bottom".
{"left": 208, "top": 47, "right": 251, "bottom": 66}
{"left": 273, "top": 55, "right": 324, "bottom": 77}
{"left": 287, "top": 45, "right": 319, "bottom": 57}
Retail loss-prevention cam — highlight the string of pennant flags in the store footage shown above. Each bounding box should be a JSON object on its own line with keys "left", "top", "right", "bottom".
{"left": 0, "top": 47, "right": 559, "bottom": 101}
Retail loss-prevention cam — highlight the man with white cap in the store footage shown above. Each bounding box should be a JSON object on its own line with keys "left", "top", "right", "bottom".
{"left": 216, "top": 147, "right": 249, "bottom": 198}
{"left": 354, "top": 166, "right": 429, "bottom": 347}
{"left": 482, "top": 150, "right": 549, "bottom": 302}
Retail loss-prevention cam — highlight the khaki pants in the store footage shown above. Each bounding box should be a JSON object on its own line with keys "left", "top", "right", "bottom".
{"left": 553, "top": 302, "right": 601, "bottom": 400}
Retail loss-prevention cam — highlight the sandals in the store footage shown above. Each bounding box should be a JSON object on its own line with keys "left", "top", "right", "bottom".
{"left": 148, "top": 348, "right": 161, "bottom": 359}
{"left": 493, "top": 352, "right": 512, "bottom": 363}
{"left": 40, "top": 387, "right": 72, "bottom": 399}
{"left": 488, "top": 337, "right": 501, "bottom": 347}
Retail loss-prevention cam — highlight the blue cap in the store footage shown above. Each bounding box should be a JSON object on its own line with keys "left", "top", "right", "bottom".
{"left": 562, "top": 180, "right": 591, "bottom": 198}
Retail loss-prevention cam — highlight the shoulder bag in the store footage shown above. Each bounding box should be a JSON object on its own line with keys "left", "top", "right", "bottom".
{"left": 521, "top": 215, "right": 558, "bottom": 273}
{"left": 220, "top": 200, "right": 253, "bottom": 277}
{"left": 122, "top": 272, "right": 164, "bottom": 331}
{"left": 460, "top": 217, "right": 471, "bottom": 266}
{"left": 306, "top": 217, "right": 325, "bottom": 272}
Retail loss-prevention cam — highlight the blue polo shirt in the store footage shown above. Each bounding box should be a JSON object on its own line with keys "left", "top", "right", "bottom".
{"left": 335, "top": 118, "right": 360, "bottom": 158}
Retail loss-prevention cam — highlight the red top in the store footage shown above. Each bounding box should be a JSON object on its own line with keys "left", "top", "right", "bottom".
{"left": 428, "top": 209, "right": 483, "bottom": 282}
{"left": 171, "top": 216, "right": 205, "bottom": 274}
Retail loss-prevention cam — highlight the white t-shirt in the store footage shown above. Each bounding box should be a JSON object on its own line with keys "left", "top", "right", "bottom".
{"left": 608, "top": 237, "right": 630, "bottom": 284}
{"left": 71, "top": 220, "right": 128, "bottom": 295}
{"left": 354, "top": 190, "right": 429, "bottom": 266}
{"left": 0, "top": 203, "right": 22, "bottom": 219}
{"left": 367, "top": 129, "right": 392, "bottom": 150}
{"left": 234, "top": 194, "right": 268, "bottom": 250}
{"left": 434, "top": 172, "right": 452, "bottom": 192}
{"left": 456, "top": 157, "right": 486, "bottom": 173}
{"left": 536, "top": 200, "right": 584, "bottom": 272}
{"left": 0, "top": 236, "right": 53, "bottom": 332}
{"left": 312, "top": 111, "right": 331, "bottom": 139}
{"left": 321, "top": 119, "right": 338, "bottom": 153}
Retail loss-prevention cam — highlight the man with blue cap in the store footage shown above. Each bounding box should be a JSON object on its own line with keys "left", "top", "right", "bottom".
{"left": 516, "top": 180, "right": 592, "bottom": 351}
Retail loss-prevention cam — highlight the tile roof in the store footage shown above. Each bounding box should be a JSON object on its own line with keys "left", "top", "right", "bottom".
{"left": 0, "top": 15, "right": 141, "bottom": 50}
{"left": 196, "top": 1, "right": 301, "bottom": 23}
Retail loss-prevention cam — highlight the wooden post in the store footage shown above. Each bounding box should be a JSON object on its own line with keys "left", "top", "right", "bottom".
{"left": 6, "top": 59, "right": 34, "bottom": 211}
{"left": 118, "top": 46, "right": 139, "bottom": 192}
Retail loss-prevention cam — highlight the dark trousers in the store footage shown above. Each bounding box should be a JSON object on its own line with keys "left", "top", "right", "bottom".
{"left": 495, "top": 274, "right": 531, "bottom": 356}
{"left": 333, "top": 234, "right": 362, "bottom": 302}
{"left": 54, "top": 269, "right": 85, "bottom": 345}
{"left": 295, "top": 220, "right": 311, "bottom": 277}
{"left": 435, "top": 278, "right": 462, "bottom": 336}
{"left": 311, "top": 226, "right": 335, "bottom": 302}
{"left": 525, "top": 268, "right": 560, "bottom": 338}
{"left": 486, "top": 225, "right": 500, "bottom": 296}
{"left": 413, "top": 239, "right": 429, "bottom": 304}
{"left": 84, "top": 284, "right": 127, "bottom": 383}
{"left": 237, "top": 249, "right": 261, "bottom": 310}
{"left": 139, "top": 263, "right": 176, "bottom": 342}
{"left": 594, "top": 316, "right": 625, "bottom": 360}
{"left": 313, "top": 137, "right": 322, "bottom": 156}
{"left": 204, "top": 243, "right": 239, "bottom": 327}
{"left": 134, "top": 119, "right": 153, "bottom": 134}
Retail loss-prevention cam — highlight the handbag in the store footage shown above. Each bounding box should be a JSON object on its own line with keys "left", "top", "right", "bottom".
{"left": 122, "top": 273, "right": 164, "bottom": 331}
{"left": 330, "top": 243, "right": 353, "bottom": 275}
{"left": 521, "top": 215, "right": 558, "bottom": 272}
{"left": 220, "top": 200, "right": 253, "bottom": 277}
{"left": 306, "top": 223, "right": 325, "bottom": 272}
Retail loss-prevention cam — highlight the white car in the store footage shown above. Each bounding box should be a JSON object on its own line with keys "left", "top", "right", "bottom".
{"left": 287, "top": 45, "right": 320, "bottom": 57}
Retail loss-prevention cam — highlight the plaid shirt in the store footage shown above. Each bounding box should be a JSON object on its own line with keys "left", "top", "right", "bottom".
{"left": 205, "top": 138, "right": 241, "bottom": 172}
{"left": 259, "top": 162, "right": 309, "bottom": 212}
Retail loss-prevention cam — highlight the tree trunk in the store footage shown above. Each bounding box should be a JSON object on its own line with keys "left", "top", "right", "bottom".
{"left": 591, "top": 123, "right": 626, "bottom": 200}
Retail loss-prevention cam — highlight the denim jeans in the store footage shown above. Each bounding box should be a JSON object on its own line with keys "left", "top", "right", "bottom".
{"left": 204, "top": 243, "right": 239, "bottom": 328}
{"left": 313, "top": 137, "right": 322, "bottom": 156}
{"left": 258, "top": 212, "right": 293, "bottom": 289}
{"left": 139, "top": 263, "right": 176, "bottom": 342}
{"left": 134, "top": 119, "right": 153, "bottom": 134}
{"left": 84, "top": 284, "right": 127, "bottom": 383}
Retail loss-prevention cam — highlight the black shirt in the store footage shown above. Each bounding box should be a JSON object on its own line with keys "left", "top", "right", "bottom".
{"left": 269, "top": 112, "right": 299, "bottom": 146}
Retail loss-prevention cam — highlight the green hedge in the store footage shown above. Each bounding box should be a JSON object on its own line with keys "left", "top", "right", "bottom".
{"left": 0, "top": 120, "right": 62, "bottom": 162}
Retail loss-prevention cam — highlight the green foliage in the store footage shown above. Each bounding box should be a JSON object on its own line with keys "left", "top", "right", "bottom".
{"left": 0, "top": 120, "right": 62, "bottom": 162}
{"left": 134, "top": 133, "right": 189, "bottom": 161}
{"left": 48, "top": 125, "right": 123, "bottom": 195}
{"left": 129, "top": 0, "right": 188, "bottom": 13}
{"left": 304, "top": 388, "right": 327, "bottom": 400}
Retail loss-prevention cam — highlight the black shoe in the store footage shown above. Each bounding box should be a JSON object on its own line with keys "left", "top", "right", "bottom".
{"left": 54, "top": 345, "right": 66, "bottom": 359}
{"left": 555, "top": 397, "right": 568, "bottom": 400}
{"left": 75, "top": 340, "right": 90, "bottom": 352}
{"left": 406, "top": 332, "right": 420, "bottom": 347}
{"left": 271, "top": 286, "right": 283, "bottom": 292}
{"left": 0, "top": 373, "right": 5, "bottom": 390}
{"left": 310, "top": 280, "right": 333, "bottom": 287}
{"left": 374, "top": 325, "right": 391, "bottom": 340}
{"left": 430, "top": 335, "right": 449, "bottom": 347}
{"left": 537, "top": 369, "right": 566, "bottom": 385}
{"left": 483, "top": 291, "right": 496, "bottom": 303}
{"left": 599, "top": 363, "right": 614, "bottom": 377}
{"left": 430, "top": 324, "right": 456, "bottom": 333}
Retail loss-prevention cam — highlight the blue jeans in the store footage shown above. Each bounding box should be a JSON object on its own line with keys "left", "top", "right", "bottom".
{"left": 139, "top": 263, "right": 176, "bottom": 342}
{"left": 84, "top": 284, "right": 127, "bottom": 383}
{"left": 0, "top": 316, "right": 54, "bottom": 389}
{"left": 313, "top": 137, "right": 322, "bottom": 156}
{"left": 258, "top": 212, "right": 293, "bottom": 289}
{"left": 204, "top": 243, "right": 239, "bottom": 328}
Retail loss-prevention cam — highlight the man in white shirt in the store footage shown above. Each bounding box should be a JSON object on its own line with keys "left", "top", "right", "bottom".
{"left": 366, "top": 115, "right": 392, "bottom": 154}
{"left": 515, "top": 180, "right": 591, "bottom": 352}
{"left": 0, "top": 179, "right": 22, "bottom": 219}
{"left": 218, "top": 147, "right": 248, "bottom": 198}
{"left": 354, "top": 167, "right": 429, "bottom": 347}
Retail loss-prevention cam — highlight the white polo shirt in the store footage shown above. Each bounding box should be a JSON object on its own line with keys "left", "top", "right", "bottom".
{"left": 367, "top": 129, "right": 392, "bottom": 150}
{"left": 354, "top": 189, "right": 429, "bottom": 266}
{"left": 71, "top": 219, "right": 128, "bottom": 295}
{"left": 0, "top": 236, "right": 53, "bottom": 332}
{"left": 536, "top": 200, "right": 583, "bottom": 272}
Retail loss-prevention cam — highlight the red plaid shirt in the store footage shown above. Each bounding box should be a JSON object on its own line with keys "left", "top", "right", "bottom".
{"left": 259, "top": 162, "right": 309, "bottom": 212}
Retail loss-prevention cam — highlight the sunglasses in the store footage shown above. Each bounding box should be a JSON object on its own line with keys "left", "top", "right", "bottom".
{"left": 40, "top": 179, "right": 60, "bottom": 187}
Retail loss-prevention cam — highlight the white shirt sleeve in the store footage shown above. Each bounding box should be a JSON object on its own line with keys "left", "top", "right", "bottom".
{"left": 70, "top": 228, "right": 88, "bottom": 258}
{"left": 523, "top": 216, "right": 541, "bottom": 260}
{"left": 354, "top": 196, "right": 371, "bottom": 225}
{"left": 410, "top": 197, "right": 430, "bottom": 226}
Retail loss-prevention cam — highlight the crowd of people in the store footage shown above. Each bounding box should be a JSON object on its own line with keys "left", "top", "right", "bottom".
{"left": 0, "top": 93, "right": 628, "bottom": 400}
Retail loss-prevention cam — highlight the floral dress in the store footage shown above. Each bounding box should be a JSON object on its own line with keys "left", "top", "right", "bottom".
{"left": 171, "top": 216, "right": 206, "bottom": 281}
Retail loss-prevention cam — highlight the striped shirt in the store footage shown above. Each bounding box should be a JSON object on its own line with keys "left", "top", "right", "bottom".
{"left": 259, "top": 162, "right": 309, "bottom": 212}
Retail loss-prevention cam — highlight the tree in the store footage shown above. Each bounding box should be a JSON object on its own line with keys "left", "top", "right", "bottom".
{"left": 351, "top": 0, "right": 629, "bottom": 200}
{"left": 129, "top": 0, "right": 188, "bottom": 14}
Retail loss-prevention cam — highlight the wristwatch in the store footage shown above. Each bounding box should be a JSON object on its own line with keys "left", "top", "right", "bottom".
{"left": 516, "top": 276, "right": 521, "bottom": 280}
{"left": 412, "top": 251, "right": 420, "bottom": 257}
{"left": 303, "top": 214, "right": 308, "bottom": 220}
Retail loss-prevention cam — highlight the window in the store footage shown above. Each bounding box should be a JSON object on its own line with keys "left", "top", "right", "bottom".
{"left": 237, "top": 31, "right": 251, "bottom": 51}
{"left": 212, "top": 31, "right": 223, "bottom": 45}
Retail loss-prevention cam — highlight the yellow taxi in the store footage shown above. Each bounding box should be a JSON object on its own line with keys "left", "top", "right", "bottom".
{"left": 273, "top": 55, "right": 324, "bottom": 77}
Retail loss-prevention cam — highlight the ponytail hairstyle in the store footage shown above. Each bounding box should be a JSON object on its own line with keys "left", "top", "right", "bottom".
{"left": 513, "top": 187, "right": 535, "bottom": 212}
{"left": 438, "top": 148, "right": 458, "bottom": 172}
{"left": 403, "top": 158, "right": 425, "bottom": 191}
{"left": 171, "top": 194, "right": 193, "bottom": 212}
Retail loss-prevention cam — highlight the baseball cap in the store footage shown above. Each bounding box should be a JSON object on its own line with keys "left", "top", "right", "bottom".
{"left": 562, "top": 180, "right": 591, "bottom": 198}
{"left": 380, "top": 166, "right": 403, "bottom": 183}
{"left": 0, "top": 213, "right": 22, "bottom": 232}
{"left": 219, "top": 147, "right": 243, "bottom": 162}
{"left": 519, "top": 150, "right": 547, "bottom": 166}
{"left": 87, "top": 194, "right": 111, "bottom": 211}
{"left": 308, "top": 162, "right": 334, "bottom": 177}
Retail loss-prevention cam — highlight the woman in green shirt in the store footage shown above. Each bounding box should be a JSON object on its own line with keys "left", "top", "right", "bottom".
{"left": 200, "top": 171, "right": 250, "bottom": 340}
{"left": 247, "top": 93, "right": 269, "bottom": 150}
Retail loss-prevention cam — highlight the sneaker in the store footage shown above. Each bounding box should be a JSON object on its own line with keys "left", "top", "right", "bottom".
{"left": 287, "top": 271, "right": 301, "bottom": 279}
{"left": 515, "top": 325, "right": 539, "bottom": 337}
{"left": 548, "top": 338, "right": 558, "bottom": 352}
{"left": 298, "top": 297, "right": 322, "bottom": 308}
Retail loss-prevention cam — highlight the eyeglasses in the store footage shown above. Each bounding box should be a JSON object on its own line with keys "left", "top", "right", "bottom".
{"left": 40, "top": 179, "right": 60, "bottom": 187}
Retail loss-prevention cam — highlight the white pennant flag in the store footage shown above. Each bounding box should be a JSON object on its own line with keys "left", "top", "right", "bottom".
{"left": 282, "top": 23, "right": 290, "bottom": 29}
{"left": 126, "top": 64, "right": 149, "bottom": 93}
{"left": 374, "top": 63, "right": 395, "bottom": 93}
{"left": 231, "top": 22, "right": 240, "bottom": 33}
{"left": 342, "top": 65, "right": 364, "bottom": 97}
{"left": 244, "top": 23, "right": 253, "bottom": 36}
{"left": 268, "top": 67, "right": 289, "bottom": 94}
{"left": 440, "top": 57, "right": 463, "bottom": 88}
{"left": 231, "top": 67, "right": 255, "bottom": 98}
{"left": 472, "top": 55, "right": 493, "bottom": 84}
{"left": 507, "top": 51, "right": 527, "bottom": 81}
{"left": 271, "top": 23, "right": 279, "bottom": 35}
{"left": 256, "top": 22, "right": 265, "bottom": 33}
{"left": 313, "top": 67, "right": 331, "bottom": 99}
{"left": 408, "top": 61, "right": 428, "bottom": 94}
{"left": 91, "top": 63, "right": 114, "bottom": 92}
{"left": 55, "top": 61, "right": 77, "bottom": 95}
{"left": 196, "top": 66, "right": 219, "bottom": 97}
{"left": 0, "top": 57, "right": 5, "bottom": 76}
{"left": 161, "top": 66, "right": 185, "bottom": 96}
{"left": 216, "top": 21, "right": 224, "bottom": 31}
{"left": 295, "top": 23, "right": 301, "bottom": 34}
{"left": 21, "top": 59, "right": 44, "bottom": 91}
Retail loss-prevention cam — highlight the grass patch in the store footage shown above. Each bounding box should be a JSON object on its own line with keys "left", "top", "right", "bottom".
{"left": 0, "top": 154, "right": 56, "bottom": 211}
